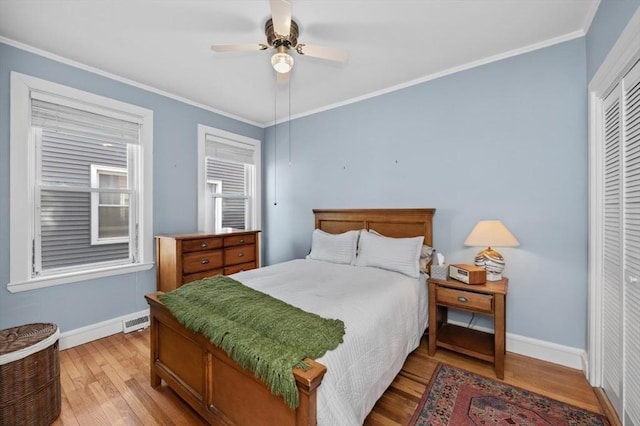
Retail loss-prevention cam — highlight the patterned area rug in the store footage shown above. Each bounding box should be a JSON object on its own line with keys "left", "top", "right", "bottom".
{"left": 410, "top": 363, "right": 610, "bottom": 426}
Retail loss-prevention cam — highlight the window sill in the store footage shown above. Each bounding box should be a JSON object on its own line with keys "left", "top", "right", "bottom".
{"left": 7, "top": 262, "right": 155, "bottom": 293}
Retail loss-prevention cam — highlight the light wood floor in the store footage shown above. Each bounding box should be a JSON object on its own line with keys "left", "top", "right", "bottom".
{"left": 51, "top": 328, "right": 609, "bottom": 426}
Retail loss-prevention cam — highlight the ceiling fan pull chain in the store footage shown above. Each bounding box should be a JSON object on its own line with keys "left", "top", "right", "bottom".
{"left": 288, "top": 75, "right": 292, "bottom": 168}
{"left": 273, "top": 73, "right": 278, "bottom": 206}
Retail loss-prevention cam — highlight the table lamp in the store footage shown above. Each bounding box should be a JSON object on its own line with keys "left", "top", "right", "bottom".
{"left": 464, "top": 220, "right": 519, "bottom": 281}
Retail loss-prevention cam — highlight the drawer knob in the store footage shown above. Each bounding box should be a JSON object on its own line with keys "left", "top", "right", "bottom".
{"left": 201, "top": 258, "right": 210, "bottom": 264}
{"left": 457, "top": 296, "right": 468, "bottom": 303}
{"left": 201, "top": 242, "right": 208, "bottom": 248}
{"left": 238, "top": 252, "right": 245, "bottom": 257}
{"left": 239, "top": 239, "right": 244, "bottom": 243}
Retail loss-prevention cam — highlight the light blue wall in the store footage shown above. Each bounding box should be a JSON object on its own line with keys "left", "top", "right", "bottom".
{"left": 0, "top": 42, "right": 263, "bottom": 332}
{"left": 263, "top": 39, "right": 589, "bottom": 348}
{"left": 586, "top": 0, "right": 640, "bottom": 82}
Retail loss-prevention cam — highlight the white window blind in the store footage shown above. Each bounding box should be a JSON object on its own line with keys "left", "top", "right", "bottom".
{"left": 205, "top": 134, "right": 255, "bottom": 165}
{"left": 31, "top": 96, "right": 140, "bottom": 146}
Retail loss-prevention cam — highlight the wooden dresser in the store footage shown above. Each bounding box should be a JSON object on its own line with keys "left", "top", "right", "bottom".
{"left": 155, "top": 230, "right": 260, "bottom": 292}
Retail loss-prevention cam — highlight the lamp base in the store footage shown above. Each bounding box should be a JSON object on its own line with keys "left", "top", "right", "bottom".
{"left": 486, "top": 272, "right": 503, "bottom": 281}
{"left": 474, "top": 247, "right": 506, "bottom": 282}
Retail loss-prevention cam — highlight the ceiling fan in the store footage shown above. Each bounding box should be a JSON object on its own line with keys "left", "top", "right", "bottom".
{"left": 210, "top": 0, "right": 349, "bottom": 75}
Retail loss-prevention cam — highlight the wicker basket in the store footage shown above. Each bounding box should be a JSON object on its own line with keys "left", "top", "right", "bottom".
{"left": 0, "top": 323, "right": 61, "bottom": 426}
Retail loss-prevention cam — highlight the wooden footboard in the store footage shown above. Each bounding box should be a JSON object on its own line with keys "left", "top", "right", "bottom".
{"left": 145, "top": 292, "right": 327, "bottom": 426}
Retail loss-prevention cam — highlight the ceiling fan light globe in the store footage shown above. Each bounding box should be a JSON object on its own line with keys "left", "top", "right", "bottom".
{"left": 271, "top": 52, "right": 294, "bottom": 73}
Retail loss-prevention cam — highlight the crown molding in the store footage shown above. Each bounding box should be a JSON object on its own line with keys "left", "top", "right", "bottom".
{"left": 0, "top": 36, "right": 263, "bottom": 128}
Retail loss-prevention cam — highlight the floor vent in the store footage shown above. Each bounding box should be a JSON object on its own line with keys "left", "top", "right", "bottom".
{"left": 123, "top": 315, "right": 150, "bottom": 333}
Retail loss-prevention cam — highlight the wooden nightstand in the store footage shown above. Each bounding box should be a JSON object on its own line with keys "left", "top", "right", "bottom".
{"left": 428, "top": 277, "right": 508, "bottom": 379}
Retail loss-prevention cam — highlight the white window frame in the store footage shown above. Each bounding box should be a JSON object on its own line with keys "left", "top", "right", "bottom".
{"left": 8, "top": 72, "right": 154, "bottom": 293}
{"left": 90, "top": 164, "right": 130, "bottom": 245}
{"left": 197, "top": 124, "right": 261, "bottom": 235}
{"left": 206, "top": 179, "right": 225, "bottom": 233}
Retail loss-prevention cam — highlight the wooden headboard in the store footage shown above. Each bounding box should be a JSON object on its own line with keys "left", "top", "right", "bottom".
{"left": 313, "top": 208, "right": 435, "bottom": 247}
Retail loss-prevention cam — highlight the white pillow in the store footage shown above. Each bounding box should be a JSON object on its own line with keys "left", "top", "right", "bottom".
{"left": 368, "top": 229, "right": 432, "bottom": 257}
{"left": 306, "top": 229, "right": 359, "bottom": 265}
{"left": 355, "top": 230, "right": 424, "bottom": 278}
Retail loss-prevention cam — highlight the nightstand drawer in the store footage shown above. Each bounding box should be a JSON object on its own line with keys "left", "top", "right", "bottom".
{"left": 437, "top": 287, "right": 493, "bottom": 314}
{"left": 182, "top": 238, "right": 223, "bottom": 253}
{"left": 182, "top": 250, "right": 224, "bottom": 273}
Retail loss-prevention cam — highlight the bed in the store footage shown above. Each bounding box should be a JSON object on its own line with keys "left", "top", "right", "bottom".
{"left": 145, "top": 208, "right": 435, "bottom": 426}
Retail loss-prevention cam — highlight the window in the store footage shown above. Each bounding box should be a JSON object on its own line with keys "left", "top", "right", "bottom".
{"left": 197, "top": 125, "right": 260, "bottom": 234}
{"left": 9, "top": 72, "right": 154, "bottom": 292}
{"left": 90, "top": 165, "right": 129, "bottom": 245}
{"left": 206, "top": 157, "right": 252, "bottom": 232}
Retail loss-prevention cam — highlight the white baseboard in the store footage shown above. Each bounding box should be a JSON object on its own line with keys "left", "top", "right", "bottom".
{"left": 58, "top": 308, "right": 150, "bottom": 350}
{"left": 448, "top": 320, "right": 587, "bottom": 373}
{"left": 506, "top": 332, "right": 586, "bottom": 371}
{"left": 59, "top": 311, "right": 587, "bottom": 376}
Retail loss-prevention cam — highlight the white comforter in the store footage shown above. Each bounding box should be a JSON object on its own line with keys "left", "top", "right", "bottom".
{"left": 233, "top": 259, "right": 428, "bottom": 426}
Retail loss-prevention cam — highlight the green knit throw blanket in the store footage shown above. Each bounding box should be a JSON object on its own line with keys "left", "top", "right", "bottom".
{"left": 158, "top": 275, "right": 345, "bottom": 409}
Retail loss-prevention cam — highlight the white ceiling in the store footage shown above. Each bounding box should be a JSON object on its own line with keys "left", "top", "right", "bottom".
{"left": 0, "top": 1, "right": 599, "bottom": 127}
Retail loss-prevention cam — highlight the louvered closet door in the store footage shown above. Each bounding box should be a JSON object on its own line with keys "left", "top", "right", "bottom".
{"left": 602, "top": 84, "right": 624, "bottom": 417}
{"left": 623, "top": 59, "right": 640, "bottom": 426}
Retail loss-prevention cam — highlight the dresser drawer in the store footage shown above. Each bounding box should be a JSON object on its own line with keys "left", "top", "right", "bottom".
{"left": 224, "top": 245, "right": 256, "bottom": 266}
{"left": 182, "top": 237, "right": 223, "bottom": 253}
{"left": 436, "top": 287, "right": 493, "bottom": 314}
{"left": 224, "top": 261, "right": 256, "bottom": 275}
{"left": 224, "top": 234, "right": 256, "bottom": 247}
{"left": 182, "top": 250, "right": 224, "bottom": 274}
{"left": 183, "top": 269, "right": 224, "bottom": 284}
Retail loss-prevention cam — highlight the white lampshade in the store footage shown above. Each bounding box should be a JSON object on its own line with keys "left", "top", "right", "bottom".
{"left": 464, "top": 220, "right": 519, "bottom": 281}
{"left": 271, "top": 49, "right": 294, "bottom": 74}
{"left": 464, "top": 220, "right": 519, "bottom": 248}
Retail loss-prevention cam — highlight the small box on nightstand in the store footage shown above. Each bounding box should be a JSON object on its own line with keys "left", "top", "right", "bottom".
{"left": 430, "top": 264, "right": 448, "bottom": 280}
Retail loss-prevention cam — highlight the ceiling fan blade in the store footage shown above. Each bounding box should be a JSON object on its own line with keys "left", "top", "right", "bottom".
{"left": 270, "top": 0, "right": 292, "bottom": 36}
{"left": 296, "top": 44, "right": 349, "bottom": 62}
{"left": 210, "top": 43, "right": 267, "bottom": 53}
